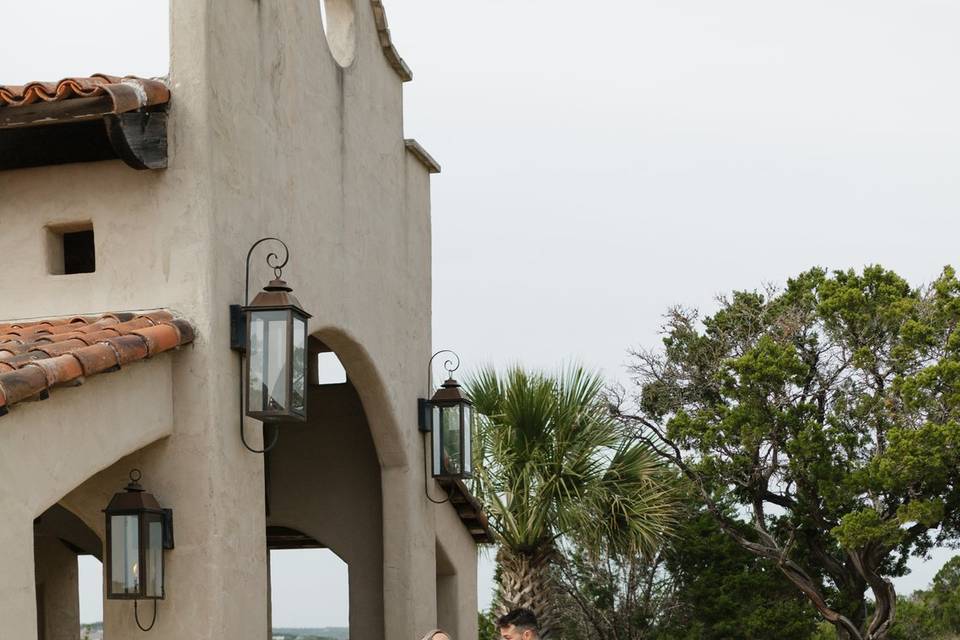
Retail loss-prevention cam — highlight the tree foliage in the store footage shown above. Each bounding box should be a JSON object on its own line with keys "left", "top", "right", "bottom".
{"left": 890, "top": 555, "right": 960, "bottom": 640}
{"left": 555, "top": 497, "right": 819, "bottom": 640}
{"left": 658, "top": 508, "right": 819, "bottom": 640}
{"left": 622, "top": 266, "right": 960, "bottom": 640}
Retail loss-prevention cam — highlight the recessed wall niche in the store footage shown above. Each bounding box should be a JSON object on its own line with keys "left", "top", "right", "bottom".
{"left": 46, "top": 221, "right": 95, "bottom": 275}
{"left": 319, "top": 0, "right": 357, "bottom": 68}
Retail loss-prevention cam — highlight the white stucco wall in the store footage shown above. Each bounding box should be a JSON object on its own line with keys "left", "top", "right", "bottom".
{"left": 0, "top": 2, "right": 477, "bottom": 639}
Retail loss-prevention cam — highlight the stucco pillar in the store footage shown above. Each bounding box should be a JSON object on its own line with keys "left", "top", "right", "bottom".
{"left": 451, "top": 553, "right": 478, "bottom": 640}
{"left": 435, "top": 510, "right": 480, "bottom": 640}
{"left": 34, "top": 535, "right": 81, "bottom": 640}
{"left": 381, "top": 465, "right": 435, "bottom": 640}
{"left": 436, "top": 572, "right": 458, "bottom": 634}
{"left": 0, "top": 516, "right": 38, "bottom": 639}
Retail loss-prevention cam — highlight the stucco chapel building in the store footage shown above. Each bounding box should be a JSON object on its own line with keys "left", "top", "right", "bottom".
{"left": 0, "top": 2, "right": 491, "bottom": 639}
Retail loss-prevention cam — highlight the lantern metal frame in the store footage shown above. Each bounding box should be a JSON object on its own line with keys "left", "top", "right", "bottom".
{"left": 418, "top": 350, "right": 475, "bottom": 503}
{"left": 103, "top": 469, "right": 174, "bottom": 632}
{"left": 230, "top": 237, "right": 312, "bottom": 454}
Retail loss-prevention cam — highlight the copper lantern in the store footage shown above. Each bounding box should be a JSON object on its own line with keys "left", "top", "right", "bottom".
{"left": 104, "top": 470, "right": 171, "bottom": 601}
{"left": 242, "top": 278, "right": 311, "bottom": 422}
{"left": 426, "top": 377, "right": 474, "bottom": 479}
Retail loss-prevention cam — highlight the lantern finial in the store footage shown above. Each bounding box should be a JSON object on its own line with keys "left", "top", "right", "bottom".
{"left": 126, "top": 468, "right": 144, "bottom": 492}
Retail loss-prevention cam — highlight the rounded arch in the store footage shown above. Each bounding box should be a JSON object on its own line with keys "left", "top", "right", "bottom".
{"left": 310, "top": 324, "right": 408, "bottom": 468}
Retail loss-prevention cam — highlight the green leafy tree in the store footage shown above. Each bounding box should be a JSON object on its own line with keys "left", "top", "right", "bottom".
{"left": 890, "top": 555, "right": 960, "bottom": 639}
{"left": 479, "top": 608, "right": 498, "bottom": 640}
{"left": 658, "top": 508, "right": 819, "bottom": 640}
{"left": 469, "top": 366, "right": 679, "bottom": 639}
{"left": 555, "top": 498, "right": 818, "bottom": 640}
{"left": 622, "top": 266, "right": 960, "bottom": 640}
{"left": 555, "top": 543, "right": 671, "bottom": 640}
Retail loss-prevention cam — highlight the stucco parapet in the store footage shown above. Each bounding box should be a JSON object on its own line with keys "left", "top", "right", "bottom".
{"left": 371, "top": 0, "right": 414, "bottom": 82}
{"left": 404, "top": 139, "right": 442, "bottom": 174}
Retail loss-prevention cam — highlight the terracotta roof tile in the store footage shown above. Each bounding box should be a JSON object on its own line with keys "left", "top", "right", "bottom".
{"left": 0, "top": 74, "right": 169, "bottom": 111}
{"left": 436, "top": 476, "right": 495, "bottom": 544}
{"left": 0, "top": 310, "right": 194, "bottom": 417}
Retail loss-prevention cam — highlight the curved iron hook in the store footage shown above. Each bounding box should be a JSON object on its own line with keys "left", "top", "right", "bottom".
{"left": 239, "top": 237, "right": 290, "bottom": 454}
{"left": 423, "top": 349, "right": 462, "bottom": 504}
{"left": 244, "top": 237, "right": 290, "bottom": 305}
{"left": 427, "top": 349, "right": 461, "bottom": 395}
{"left": 134, "top": 599, "right": 158, "bottom": 632}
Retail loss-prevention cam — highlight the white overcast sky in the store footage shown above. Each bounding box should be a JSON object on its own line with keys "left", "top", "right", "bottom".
{"left": 4, "top": 0, "right": 960, "bottom": 628}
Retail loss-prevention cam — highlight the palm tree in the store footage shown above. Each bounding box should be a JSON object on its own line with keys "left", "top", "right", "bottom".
{"left": 467, "top": 365, "right": 677, "bottom": 639}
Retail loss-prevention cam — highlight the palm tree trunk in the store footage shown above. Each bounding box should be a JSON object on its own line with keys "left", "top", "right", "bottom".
{"left": 495, "top": 545, "right": 561, "bottom": 639}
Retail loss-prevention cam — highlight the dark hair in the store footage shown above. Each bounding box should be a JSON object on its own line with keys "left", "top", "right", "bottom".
{"left": 497, "top": 608, "right": 539, "bottom": 633}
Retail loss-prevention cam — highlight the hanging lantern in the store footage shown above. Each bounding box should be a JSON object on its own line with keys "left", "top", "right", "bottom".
{"left": 103, "top": 470, "right": 172, "bottom": 601}
{"left": 426, "top": 376, "right": 474, "bottom": 479}
{"left": 242, "top": 277, "right": 311, "bottom": 422}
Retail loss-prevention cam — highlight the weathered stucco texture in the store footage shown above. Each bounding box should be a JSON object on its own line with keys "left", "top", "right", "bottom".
{"left": 0, "top": 1, "right": 478, "bottom": 639}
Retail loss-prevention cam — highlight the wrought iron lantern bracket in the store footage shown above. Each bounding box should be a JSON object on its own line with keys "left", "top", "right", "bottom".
{"left": 231, "top": 237, "right": 311, "bottom": 454}
{"left": 230, "top": 237, "right": 291, "bottom": 353}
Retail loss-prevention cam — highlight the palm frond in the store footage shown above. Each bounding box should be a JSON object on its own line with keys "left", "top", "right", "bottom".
{"left": 468, "top": 364, "right": 680, "bottom": 558}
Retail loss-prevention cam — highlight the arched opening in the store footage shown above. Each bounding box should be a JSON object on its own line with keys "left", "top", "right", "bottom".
{"left": 33, "top": 504, "right": 102, "bottom": 640}
{"left": 318, "top": 0, "right": 357, "bottom": 68}
{"left": 265, "top": 335, "right": 384, "bottom": 638}
{"left": 78, "top": 556, "right": 104, "bottom": 639}
{"left": 269, "top": 539, "right": 349, "bottom": 637}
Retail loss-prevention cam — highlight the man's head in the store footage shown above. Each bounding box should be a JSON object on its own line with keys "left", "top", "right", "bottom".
{"left": 496, "top": 608, "right": 539, "bottom": 640}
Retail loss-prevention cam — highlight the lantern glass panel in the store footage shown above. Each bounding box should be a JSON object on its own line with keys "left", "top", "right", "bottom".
{"left": 462, "top": 404, "right": 473, "bottom": 476}
{"left": 432, "top": 405, "right": 442, "bottom": 476}
{"left": 292, "top": 315, "right": 307, "bottom": 416}
{"left": 248, "top": 310, "right": 290, "bottom": 414}
{"left": 145, "top": 514, "right": 164, "bottom": 598}
{"left": 441, "top": 405, "right": 462, "bottom": 474}
{"left": 110, "top": 515, "right": 140, "bottom": 596}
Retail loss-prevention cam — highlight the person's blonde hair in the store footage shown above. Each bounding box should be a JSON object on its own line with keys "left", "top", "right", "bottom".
{"left": 419, "top": 629, "right": 450, "bottom": 640}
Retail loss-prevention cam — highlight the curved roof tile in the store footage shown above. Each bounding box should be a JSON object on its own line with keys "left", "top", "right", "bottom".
{"left": 0, "top": 310, "right": 194, "bottom": 416}
{"left": 0, "top": 74, "right": 169, "bottom": 111}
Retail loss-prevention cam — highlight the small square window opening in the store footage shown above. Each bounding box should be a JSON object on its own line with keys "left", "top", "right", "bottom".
{"left": 46, "top": 222, "right": 95, "bottom": 275}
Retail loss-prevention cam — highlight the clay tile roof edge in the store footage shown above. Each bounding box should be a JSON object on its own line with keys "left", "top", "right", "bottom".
{"left": 0, "top": 309, "right": 195, "bottom": 417}
{"left": 0, "top": 74, "right": 169, "bottom": 111}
